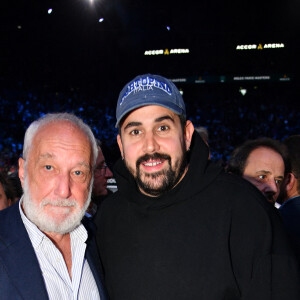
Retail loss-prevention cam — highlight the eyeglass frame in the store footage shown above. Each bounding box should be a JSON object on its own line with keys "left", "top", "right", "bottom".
{"left": 94, "top": 162, "right": 109, "bottom": 177}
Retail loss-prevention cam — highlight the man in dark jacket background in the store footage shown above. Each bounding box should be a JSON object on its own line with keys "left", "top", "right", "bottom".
{"left": 278, "top": 135, "right": 300, "bottom": 257}
{"left": 95, "top": 74, "right": 300, "bottom": 300}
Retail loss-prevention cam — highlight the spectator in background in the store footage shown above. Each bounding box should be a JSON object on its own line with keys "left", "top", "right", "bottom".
{"left": 278, "top": 135, "right": 300, "bottom": 256}
{"left": 0, "top": 172, "right": 16, "bottom": 210}
{"left": 86, "top": 140, "right": 113, "bottom": 218}
{"left": 8, "top": 170, "right": 23, "bottom": 202}
{"left": 93, "top": 140, "right": 113, "bottom": 200}
{"left": 226, "top": 137, "right": 289, "bottom": 205}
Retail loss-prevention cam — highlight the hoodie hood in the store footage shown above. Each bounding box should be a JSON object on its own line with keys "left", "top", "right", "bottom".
{"left": 113, "top": 132, "right": 223, "bottom": 210}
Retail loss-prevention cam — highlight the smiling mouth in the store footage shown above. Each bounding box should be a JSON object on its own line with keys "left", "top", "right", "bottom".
{"left": 143, "top": 160, "right": 163, "bottom": 167}
{"left": 137, "top": 153, "right": 171, "bottom": 170}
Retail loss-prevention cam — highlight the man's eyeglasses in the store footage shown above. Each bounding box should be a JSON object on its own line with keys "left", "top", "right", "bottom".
{"left": 95, "top": 163, "right": 109, "bottom": 176}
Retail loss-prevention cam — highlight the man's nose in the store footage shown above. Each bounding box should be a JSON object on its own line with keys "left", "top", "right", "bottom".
{"left": 264, "top": 179, "right": 278, "bottom": 194}
{"left": 143, "top": 132, "right": 159, "bottom": 153}
{"left": 263, "top": 180, "right": 278, "bottom": 203}
{"left": 54, "top": 173, "right": 72, "bottom": 199}
{"left": 105, "top": 166, "right": 113, "bottom": 178}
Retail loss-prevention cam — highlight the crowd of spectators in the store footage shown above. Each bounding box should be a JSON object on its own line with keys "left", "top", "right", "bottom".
{"left": 0, "top": 81, "right": 299, "bottom": 173}
{"left": 189, "top": 94, "right": 299, "bottom": 162}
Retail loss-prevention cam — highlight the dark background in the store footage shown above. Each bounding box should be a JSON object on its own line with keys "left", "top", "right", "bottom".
{"left": 1, "top": 1, "right": 299, "bottom": 85}
{"left": 0, "top": 0, "right": 299, "bottom": 168}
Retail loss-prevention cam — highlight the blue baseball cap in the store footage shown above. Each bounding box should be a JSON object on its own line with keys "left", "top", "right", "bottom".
{"left": 115, "top": 74, "right": 186, "bottom": 128}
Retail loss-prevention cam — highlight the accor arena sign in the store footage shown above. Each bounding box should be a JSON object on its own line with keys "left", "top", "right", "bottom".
{"left": 144, "top": 49, "right": 190, "bottom": 55}
{"left": 236, "top": 43, "right": 285, "bottom": 50}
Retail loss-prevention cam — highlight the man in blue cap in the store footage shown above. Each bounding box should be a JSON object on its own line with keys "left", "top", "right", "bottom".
{"left": 95, "top": 74, "right": 300, "bottom": 300}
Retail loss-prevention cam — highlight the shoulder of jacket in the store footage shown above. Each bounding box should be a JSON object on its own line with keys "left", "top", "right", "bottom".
{"left": 212, "top": 172, "right": 274, "bottom": 213}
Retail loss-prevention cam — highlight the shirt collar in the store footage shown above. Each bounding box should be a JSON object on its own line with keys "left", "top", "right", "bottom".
{"left": 19, "top": 197, "right": 45, "bottom": 249}
{"left": 280, "top": 195, "right": 300, "bottom": 208}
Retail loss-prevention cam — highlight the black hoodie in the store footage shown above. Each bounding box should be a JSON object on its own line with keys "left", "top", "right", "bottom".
{"left": 95, "top": 133, "right": 300, "bottom": 300}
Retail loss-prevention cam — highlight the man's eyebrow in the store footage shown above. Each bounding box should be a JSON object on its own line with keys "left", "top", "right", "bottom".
{"left": 154, "top": 115, "right": 175, "bottom": 123}
{"left": 77, "top": 162, "right": 91, "bottom": 169}
{"left": 123, "top": 115, "right": 175, "bottom": 131}
{"left": 37, "top": 153, "right": 55, "bottom": 161}
{"left": 255, "top": 170, "right": 271, "bottom": 175}
{"left": 123, "top": 121, "right": 142, "bottom": 131}
{"left": 37, "top": 153, "right": 90, "bottom": 169}
{"left": 95, "top": 161, "right": 105, "bottom": 169}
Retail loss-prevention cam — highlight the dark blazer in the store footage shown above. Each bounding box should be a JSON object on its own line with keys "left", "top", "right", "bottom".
{"left": 0, "top": 202, "right": 108, "bottom": 300}
{"left": 279, "top": 196, "right": 300, "bottom": 257}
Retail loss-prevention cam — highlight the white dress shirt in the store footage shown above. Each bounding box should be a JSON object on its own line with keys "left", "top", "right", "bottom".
{"left": 19, "top": 199, "right": 100, "bottom": 300}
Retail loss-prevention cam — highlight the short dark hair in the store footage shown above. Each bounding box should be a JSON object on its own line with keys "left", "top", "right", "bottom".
{"left": 0, "top": 172, "right": 16, "bottom": 202}
{"left": 179, "top": 114, "right": 187, "bottom": 133}
{"left": 226, "top": 137, "right": 290, "bottom": 176}
{"left": 283, "top": 135, "right": 300, "bottom": 194}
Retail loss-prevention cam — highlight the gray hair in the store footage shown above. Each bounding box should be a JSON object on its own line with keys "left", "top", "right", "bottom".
{"left": 22, "top": 113, "right": 98, "bottom": 167}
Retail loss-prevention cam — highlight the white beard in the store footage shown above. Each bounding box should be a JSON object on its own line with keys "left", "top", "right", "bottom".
{"left": 22, "top": 174, "right": 92, "bottom": 235}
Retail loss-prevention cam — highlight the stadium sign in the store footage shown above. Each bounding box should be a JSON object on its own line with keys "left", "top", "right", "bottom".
{"left": 236, "top": 43, "right": 285, "bottom": 50}
{"left": 168, "top": 74, "right": 291, "bottom": 84}
{"left": 144, "top": 48, "right": 190, "bottom": 55}
{"left": 233, "top": 76, "right": 271, "bottom": 81}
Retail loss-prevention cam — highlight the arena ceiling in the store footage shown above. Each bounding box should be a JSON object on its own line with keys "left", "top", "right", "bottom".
{"left": 0, "top": 0, "right": 299, "bottom": 88}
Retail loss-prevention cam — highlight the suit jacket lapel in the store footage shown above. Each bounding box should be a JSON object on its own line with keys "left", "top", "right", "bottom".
{"left": 85, "top": 218, "right": 109, "bottom": 300}
{"left": 1, "top": 205, "right": 108, "bottom": 299}
{"left": 0, "top": 204, "right": 48, "bottom": 299}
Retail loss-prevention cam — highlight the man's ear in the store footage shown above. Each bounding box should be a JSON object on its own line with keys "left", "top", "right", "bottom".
{"left": 117, "top": 134, "right": 124, "bottom": 159}
{"left": 18, "top": 157, "right": 25, "bottom": 187}
{"left": 286, "top": 172, "right": 296, "bottom": 192}
{"left": 184, "top": 120, "right": 194, "bottom": 151}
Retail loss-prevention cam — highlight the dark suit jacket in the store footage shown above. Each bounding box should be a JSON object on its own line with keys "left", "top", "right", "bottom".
{"left": 0, "top": 202, "right": 108, "bottom": 300}
{"left": 279, "top": 196, "right": 300, "bottom": 257}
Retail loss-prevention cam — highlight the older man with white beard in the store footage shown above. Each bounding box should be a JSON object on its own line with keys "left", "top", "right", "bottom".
{"left": 0, "top": 113, "right": 108, "bottom": 300}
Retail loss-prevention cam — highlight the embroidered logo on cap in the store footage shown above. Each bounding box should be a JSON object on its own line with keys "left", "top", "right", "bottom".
{"left": 120, "top": 76, "right": 172, "bottom": 106}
